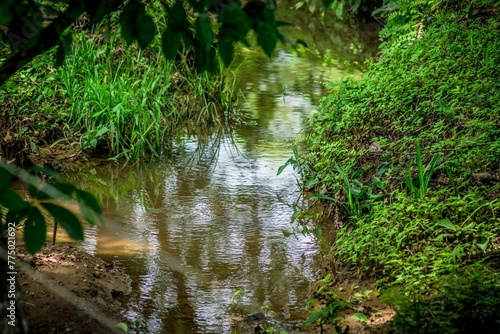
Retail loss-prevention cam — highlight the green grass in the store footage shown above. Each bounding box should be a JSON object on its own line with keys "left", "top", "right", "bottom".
{"left": 298, "top": 0, "right": 500, "bottom": 329}
{"left": 0, "top": 18, "right": 239, "bottom": 161}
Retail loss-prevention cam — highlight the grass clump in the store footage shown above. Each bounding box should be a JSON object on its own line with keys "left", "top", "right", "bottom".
{"left": 298, "top": 0, "right": 500, "bottom": 330}
{"left": 0, "top": 11, "right": 238, "bottom": 162}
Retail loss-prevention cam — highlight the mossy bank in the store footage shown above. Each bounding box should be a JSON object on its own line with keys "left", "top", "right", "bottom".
{"left": 298, "top": 1, "right": 500, "bottom": 332}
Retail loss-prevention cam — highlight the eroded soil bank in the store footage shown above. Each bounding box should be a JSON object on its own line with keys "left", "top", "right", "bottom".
{"left": 16, "top": 242, "right": 130, "bottom": 334}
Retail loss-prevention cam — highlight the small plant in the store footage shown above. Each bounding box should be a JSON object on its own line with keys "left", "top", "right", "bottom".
{"left": 116, "top": 320, "right": 148, "bottom": 333}
{"left": 404, "top": 139, "right": 443, "bottom": 200}
{"left": 333, "top": 164, "right": 385, "bottom": 218}
{"left": 262, "top": 304, "right": 270, "bottom": 317}
{"left": 277, "top": 146, "right": 301, "bottom": 176}
{"left": 231, "top": 289, "right": 248, "bottom": 304}
{"left": 303, "top": 274, "right": 349, "bottom": 333}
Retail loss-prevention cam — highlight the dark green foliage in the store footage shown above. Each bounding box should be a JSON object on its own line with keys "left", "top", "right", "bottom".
{"left": 0, "top": 0, "right": 286, "bottom": 85}
{"left": 0, "top": 167, "right": 12, "bottom": 191}
{"left": 297, "top": 0, "right": 500, "bottom": 320}
{"left": 0, "top": 163, "right": 104, "bottom": 254}
{"left": 300, "top": 0, "right": 500, "bottom": 217}
{"left": 161, "top": 28, "right": 180, "bottom": 61}
{"left": 24, "top": 207, "right": 46, "bottom": 255}
{"left": 0, "top": 189, "right": 29, "bottom": 212}
{"left": 120, "top": 0, "right": 156, "bottom": 48}
{"left": 41, "top": 203, "right": 84, "bottom": 240}
{"left": 389, "top": 270, "right": 500, "bottom": 333}
{"left": 76, "top": 189, "right": 103, "bottom": 225}
{"left": 303, "top": 274, "right": 349, "bottom": 330}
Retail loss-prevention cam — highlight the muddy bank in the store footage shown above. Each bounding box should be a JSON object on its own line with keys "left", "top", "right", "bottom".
{"left": 303, "top": 251, "right": 394, "bottom": 334}
{"left": 16, "top": 242, "right": 131, "bottom": 334}
{"left": 0, "top": 112, "right": 104, "bottom": 172}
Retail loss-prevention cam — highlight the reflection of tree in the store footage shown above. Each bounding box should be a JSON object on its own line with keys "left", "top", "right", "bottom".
{"left": 230, "top": 5, "right": 379, "bottom": 154}
{"left": 277, "top": 1, "right": 380, "bottom": 71}
{"left": 161, "top": 271, "right": 200, "bottom": 333}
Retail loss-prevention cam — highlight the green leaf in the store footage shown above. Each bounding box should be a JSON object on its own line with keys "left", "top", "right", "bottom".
{"left": 86, "top": 1, "right": 116, "bottom": 26}
{"left": 116, "top": 323, "right": 128, "bottom": 333}
{"left": 78, "top": 197, "right": 96, "bottom": 226}
{"left": 334, "top": 2, "right": 344, "bottom": 18}
{"left": 352, "top": 0, "right": 361, "bottom": 12}
{"left": 277, "top": 160, "right": 290, "bottom": 176}
{"left": 30, "top": 182, "right": 75, "bottom": 201}
{"left": 296, "top": 39, "right": 308, "bottom": 47}
{"left": 436, "top": 219, "right": 456, "bottom": 231}
{"left": 204, "top": 48, "right": 217, "bottom": 74}
{"left": 275, "top": 20, "right": 292, "bottom": 27}
{"left": 26, "top": 166, "right": 61, "bottom": 181}
{"left": 42, "top": 203, "right": 84, "bottom": 241}
{"left": 76, "top": 190, "right": 104, "bottom": 225}
{"left": 243, "top": 1, "right": 266, "bottom": 21}
{"left": 305, "top": 177, "right": 319, "bottom": 188}
{"left": 136, "top": 12, "right": 156, "bottom": 48}
{"left": 0, "top": 165, "right": 13, "bottom": 192}
{"left": 0, "top": 189, "right": 29, "bottom": 211}
{"left": 219, "top": 4, "right": 251, "bottom": 42}
{"left": 120, "top": 2, "right": 138, "bottom": 45}
{"left": 24, "top": 207, "right": 47, "bottom": 255}
{"left": 52, "top": 182, "right": 76, "bottom": 198}
{"left": 193, "top": 14, "right": 214, "bottom": 72}
{"left": 120, "top": 0, "right": 156, "bottom": 48}
{"left": 478, "top": 237, "right": 489, "bottom": 252}
{"left": 195, "top": 14, "right": 212, "bottom": 53}
{"left": 95, "top": 126, "right": 109, "bottom": 138}
{"left": 310, "top": 194, "right": 336, "bottom": 202}
{"left": 218, "top": 37, "right": 234, "bottom": 66}
{"left": 303, "top": 310, "right": 321, "bottom": 327}
{"left": 167, "top": 0, "right": 187, "bottom": 32}
{"left": 352, "top": 313, "right": 368, "bottom": 322}
{"left": 6, "top": 208, "right": 28, "bottom": 227}
{"left": 28, "top": 184, "right": 48, "bottom": 200}
{"left": 162, "top": 28, "right": 180, "bottom": 61}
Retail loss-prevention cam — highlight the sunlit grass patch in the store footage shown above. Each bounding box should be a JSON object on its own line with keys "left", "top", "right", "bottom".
{"left": 1, "top": 25, "right": 239, "bottom": 162}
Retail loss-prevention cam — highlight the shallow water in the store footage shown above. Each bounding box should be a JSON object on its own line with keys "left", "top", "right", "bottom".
{"left": 64, "top": 5, "right": 379, "bottom": 333}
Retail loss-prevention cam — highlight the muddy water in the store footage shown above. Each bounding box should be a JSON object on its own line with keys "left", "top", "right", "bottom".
{"left": 66, "top": 6, "right": 379, "bottom": 334}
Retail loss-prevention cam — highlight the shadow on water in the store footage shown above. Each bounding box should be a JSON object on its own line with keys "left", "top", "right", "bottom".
{"left": 63, "top": 4, "right": 379, "bottom": 333}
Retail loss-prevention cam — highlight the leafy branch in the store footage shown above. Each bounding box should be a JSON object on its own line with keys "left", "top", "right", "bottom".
{"left": 0, "top": 162, "right": 103, "bottom": 254}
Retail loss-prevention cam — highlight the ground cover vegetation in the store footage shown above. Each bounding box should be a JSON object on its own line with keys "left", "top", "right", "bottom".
{"left": 296, "top": 0, "right": 500, "bottom": 331}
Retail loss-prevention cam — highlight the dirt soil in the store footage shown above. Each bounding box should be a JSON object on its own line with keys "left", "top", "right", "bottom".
{"left": 307, "top": 271, "right": 395, "bottom": 333}
{"left": 0, "top": 113, "right": 102, "bottom": 172}
{"left": 16, "top": 242, "right": 131, "bottom": 334}
{"left": 303, "top": 235, "right": 395, "bottom": 334}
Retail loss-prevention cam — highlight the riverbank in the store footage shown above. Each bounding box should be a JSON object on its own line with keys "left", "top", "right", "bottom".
{"left": 16, "top": 242, "right": 131, "bottom": 334}
{"left": 0, "top": 16, "right": 237, "bottom": 167}
{"left": 299, "top": 0, "right": 500, "bottom": 331}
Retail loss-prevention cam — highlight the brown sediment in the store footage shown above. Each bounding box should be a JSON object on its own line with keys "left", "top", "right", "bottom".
{"left": 16, "top": 242, "right": 131, "bottom": 334}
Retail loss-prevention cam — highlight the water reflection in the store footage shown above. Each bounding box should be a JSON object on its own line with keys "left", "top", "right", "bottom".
{"left": 64, "top": 4, "right": 379, "bottom": 333}
{"left": 67, "top": 131, "right": 319, "bottom": 333}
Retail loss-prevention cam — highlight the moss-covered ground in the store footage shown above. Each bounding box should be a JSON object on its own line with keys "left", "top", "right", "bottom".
{"left": 299, "top": 1, "right": 500, "bottom": 332}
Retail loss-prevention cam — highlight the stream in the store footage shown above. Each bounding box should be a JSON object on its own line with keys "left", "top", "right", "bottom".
{"left": 65, "top": 4, "right": 379, "bottom": 333}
